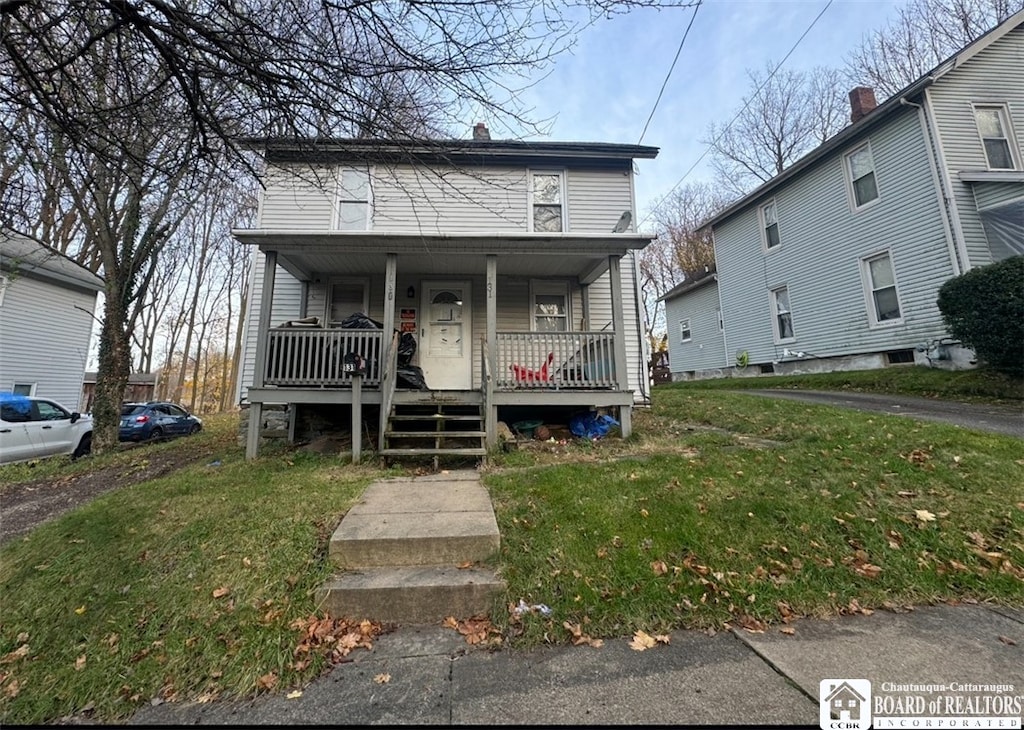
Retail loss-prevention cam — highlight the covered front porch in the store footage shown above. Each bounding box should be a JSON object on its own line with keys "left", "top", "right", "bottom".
{"left": 234, "top": 231, "right": 652, "bottom": 460}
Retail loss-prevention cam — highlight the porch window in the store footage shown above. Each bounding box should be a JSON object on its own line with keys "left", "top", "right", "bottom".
{"left": 328, "top": 278, "right": 369, "bottom": 326}
{"left": 770, "top": 286, "right": 794, "bottom": 342}
{"left": 336, "top": 167, "right": 371, "bottom": 230}
{"left": 845, "top": 143, "right": 879, "bottom": 209}
{"left": 973, "top": 105, "right": 1017, "bottom": 170}
{"left": 861, "top": 251, "right": 902, "bottom": 325}
{"left": 530, "top": 171, "right": 565, "bottom": 232}
{"left": 530, "top": 280, "right": 569, "bottom": 332}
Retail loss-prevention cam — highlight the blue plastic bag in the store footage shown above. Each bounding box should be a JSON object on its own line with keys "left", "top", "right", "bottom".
{"left": 569, "top": 412, "right": 619, "bottom": 440}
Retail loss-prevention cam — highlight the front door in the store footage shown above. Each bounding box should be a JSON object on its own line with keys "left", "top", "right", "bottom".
{"left": 419, "top": 281, "right": 471, "bottom": 390}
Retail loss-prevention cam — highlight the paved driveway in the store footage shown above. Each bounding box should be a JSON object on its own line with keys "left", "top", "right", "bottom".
{"left": 743, "top": 389, "right": 1023, "bottom": 438}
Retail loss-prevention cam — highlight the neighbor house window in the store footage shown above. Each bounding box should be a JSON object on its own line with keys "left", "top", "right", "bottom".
{"left": 328, "top": 278, "right": 370, "bottom": 326}
{"left": 679, "top": 318, "right": 692, "bottom": 342}
{"left": 530, "top": 171, "right": 565, "bottom": 232}
{"left": 530, "top": 280, "right": 569, "bottom": 332}
{"left": 717, "top": 309, "right": 723, "bottom": 331}
{"left": 771, "top": 286, "right": 794, "bottom": 342}
{"left": 0, "top": 274, "right": 7, "bottom": 306}
{"left": 761, "top": 199, "right": 781, "bottom": 250}
{"left": 11, "top": 383, "right": 35, "bottom": 396}
{"left": 973, "top": 105, "right": 1017, "bottom": 170}
{"left": 845, "top": 143, "right": 879, "bottom": 209}
{"left": 862, "top": 251, "right": 902, "bottom": 325}
{"left": 336, "top": 167, "right": 371, "bottom": 230}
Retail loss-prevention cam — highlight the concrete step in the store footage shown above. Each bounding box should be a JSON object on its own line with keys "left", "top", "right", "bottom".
{"left": 315, "top": 566, "right": 506, "bottom": 624}
{"left": 329, "top": 477, "right": 499, "bottom": 568}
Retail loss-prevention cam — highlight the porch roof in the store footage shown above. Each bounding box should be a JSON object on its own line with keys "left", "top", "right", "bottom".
{"left": 232, "top": 230, "right": 654, "bottom": 282}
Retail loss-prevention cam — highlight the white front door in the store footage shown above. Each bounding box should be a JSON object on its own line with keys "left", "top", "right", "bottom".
{"left": 419, "top": 281, "right": 472, "bottom": 390}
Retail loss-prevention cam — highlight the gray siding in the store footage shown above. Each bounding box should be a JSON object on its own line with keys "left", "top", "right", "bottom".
{"left": 664, "top": 282, "right": 726, "bottom": 373}
{"left": 714, "top": 108, "right": 957, "bottom": 367}
{"left": 0, "top": 273, "right": 97, "bottom": 409}
{"left": 257, "top": 162, "right": 636, "bottom": 234}
{"left": 928, "top": 25, "right": 1024, "bottom": 268}
{"left": 973, "top": 182, "right": 1024, "bottom": 210}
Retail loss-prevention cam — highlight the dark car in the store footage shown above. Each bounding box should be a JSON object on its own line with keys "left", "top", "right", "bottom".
{"left": 119, "top": 402, "right": 202, "bottom": 442}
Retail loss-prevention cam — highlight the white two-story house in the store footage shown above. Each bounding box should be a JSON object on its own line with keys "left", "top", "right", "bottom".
{"left": 234, "top": 127, "right": 659, "bottom": 460}
{"left": 665, "top": 10, "right": 1023, "bottom": 381}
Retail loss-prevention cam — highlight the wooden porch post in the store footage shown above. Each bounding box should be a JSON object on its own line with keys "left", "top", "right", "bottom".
{"left": 246, "top": 249, "right": 277, "bottom": 460}
{"left": 608, "top": 254, "right": 632, "bottom": 438}
{"left": 485, "top": 255, "right": 497, "bottom": 447}
{"left": 378, "top": 253, "right": 397, "bottom": 452}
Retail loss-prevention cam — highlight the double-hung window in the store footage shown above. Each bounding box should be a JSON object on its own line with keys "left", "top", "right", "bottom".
{"left": 327, "top": 278, "right": 370, "bottom": 326}
{"left": 336, "top": 167, "right": 371, "bottom": 230}
{"left": 679, "top": 318, "right": 692, "bottom": 343}
{"left": 973, "top": 105, "right": 1017, "bottom": 170}
{"left": 771, "top": 286, "right": 794, "bottom": 342}
{"left": 861, "top": 251, "right": 902, "bottom": 325}
{"left": 530, "top": 280, "right": 569, "bottom": 332}
{"left": 845, "top": 143, "right": 879, "bottom": 209}
{"left": 761, "top": 199, "right": 781, "bottom": 250}
{"left": 530, "top": 171, "right": 565, "bottom": 232}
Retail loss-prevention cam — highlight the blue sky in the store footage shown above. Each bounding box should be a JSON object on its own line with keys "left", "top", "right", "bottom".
{"left": 498, "top": 0, "right": 906, "bottom": 228}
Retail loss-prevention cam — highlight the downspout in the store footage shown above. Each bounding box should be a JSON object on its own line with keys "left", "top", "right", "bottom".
{"left": 628, "top": 249, "right": 650, "bottom": 404}
{"left": 901, "top": 91, "right": 966, "bottom": 275}
{"left": 711, "top": 228, "right": 730, "bottom": 369}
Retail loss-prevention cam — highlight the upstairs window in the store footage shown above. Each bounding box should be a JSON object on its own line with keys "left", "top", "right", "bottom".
{"left": 530, "top": 171, "right": 565, "bottom": 232}
{"left": 862, "top": 251, "right": 902, "bottom": 325}
{"left": 336, "top": 167, "right": 371, "bottom": 230}
{"left": 771, "top": 286, "right": 794, "bottom": 342}
{"left": 845, "top": 143, "right": 879, "bottom": 209}
{"left": 679, "top": 318, "right": 692, "bottom": 342}
{"left": 761, "top": 199, "right": 781, "bottom": 250}
{"left": 974, "top": 105, "right": 1017, "bottom": 170}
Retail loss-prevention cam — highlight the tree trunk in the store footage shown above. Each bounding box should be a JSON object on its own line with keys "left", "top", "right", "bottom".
{"left": 92, "top": 281, "right": 131, "bottom": 452}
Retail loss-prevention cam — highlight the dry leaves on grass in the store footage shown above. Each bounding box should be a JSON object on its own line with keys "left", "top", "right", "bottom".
{"left": 290, "top": 615, "right": 384, "bottom": 669}
{"left": 628, "top": 630, "right": 670, "bottom": 651}
{"left": 563, "top": 621, "right": 604, "bottom": 648}
{"left": 443, "top": 615, "right": 503, "bottom": 646}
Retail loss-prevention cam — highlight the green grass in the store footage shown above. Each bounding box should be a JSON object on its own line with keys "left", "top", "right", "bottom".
{"left": 1, "top": 371, "right": 1022, "bottom": 723}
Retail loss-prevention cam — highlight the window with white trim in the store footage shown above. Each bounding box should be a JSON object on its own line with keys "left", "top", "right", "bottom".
{"left": 717, "top": 309, "right": 723, "bottom": 332}
{"left": 771, "top": 286, "right": 794, "bottom": 342}
{"left": 761, "top": 199, "right": 781, "bottom": 250}
{"left": 973, "top": 105, "right": 1017, "bottom": 170}
{"left": 327, "top": 278, "right": 370, "bottom": 326}
{"left": 530, "top": 280, "right": 569, "bottom": 332}
{"left": 0, "top": 275, "right": 7, "bottom": 306}
{"left": 845, "top": 143, "right": 879, "bottom": 209}
{"left": 861, "top": 251, "right": 902, "bottom": 325}
{"left": 529, "top": 171, "right": 565, "bottom": 232}
{"left": 12, "top": 383, "right": 35, "bottom": 396}
{"left": 335, "top": 167, "right": 371, "bottom": 230}
{"left": 679, "top": 318, "right": 692, "bottom": 342}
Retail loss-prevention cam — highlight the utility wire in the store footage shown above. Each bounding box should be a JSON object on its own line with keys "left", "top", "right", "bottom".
{"left": 638, "top": 0, "right": 834, "bottom": 228}
{"left": 637, "top": 0, "right": 702, "bottom": 146}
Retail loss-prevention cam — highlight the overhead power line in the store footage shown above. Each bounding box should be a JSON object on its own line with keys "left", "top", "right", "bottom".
{"left": 638, "top": 0, "right": 835, "bottom": 228}
{"left": 637, "top": 1, "right": 702, "bottom": 146}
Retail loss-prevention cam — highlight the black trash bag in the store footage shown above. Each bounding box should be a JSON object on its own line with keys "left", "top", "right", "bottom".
{"left": 397, "top": 365, "right": 429, "bottom": 390}
{"left": 340, "top": 312, "right": 383, "bottom": 329}
{"left": 397, "top": 332, "right": 417, "bottom": 365}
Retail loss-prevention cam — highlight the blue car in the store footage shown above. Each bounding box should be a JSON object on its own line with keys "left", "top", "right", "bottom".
{"left": 119, "top": 402, "right": 203, "bottom": 442}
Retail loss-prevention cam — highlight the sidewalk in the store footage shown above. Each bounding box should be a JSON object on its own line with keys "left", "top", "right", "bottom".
{"left": 130, "top": 602, "right": 1023, "bottom": 725}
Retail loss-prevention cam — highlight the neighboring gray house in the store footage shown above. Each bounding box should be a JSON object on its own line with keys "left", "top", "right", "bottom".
{"left": 676, "top": 11, "right": 1023, "bottom": 381}
{"left": 659, "top": 270, "right": 727, "bottom": 379}
{"left": 233, "top": 127, "right": 658, "bottom": 459}
{"left": 0, "top": 233, "right": 103, "bottom": 410}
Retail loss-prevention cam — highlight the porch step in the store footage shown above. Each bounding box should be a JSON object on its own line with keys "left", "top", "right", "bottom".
{"left": 379, "top": 447, "right": 488, "bottom": 457}
{"left": 319, "top": 472, "right": 506, "bottom": 624}
{"left": 382, "top": 396, "right": 486, "bottom": 463}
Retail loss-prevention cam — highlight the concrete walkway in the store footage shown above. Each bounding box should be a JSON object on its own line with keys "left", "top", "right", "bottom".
{"left": 131, "top": 603, "right": 1023, "bottom": 725}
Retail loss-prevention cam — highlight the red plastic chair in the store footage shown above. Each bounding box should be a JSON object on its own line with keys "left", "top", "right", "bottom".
{"left": 510, "top": 352, "right": 555, "bottom": 382}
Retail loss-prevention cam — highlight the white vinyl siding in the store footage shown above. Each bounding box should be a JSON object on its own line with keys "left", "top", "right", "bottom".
{"left": 927, "top": 25, "right": 1024, "bottom": 269}
{"left": 0, "top": 272, "right": 96, "bottom": 410}
{"left": 662, "top": 279, "right": 727, "bottom": 374}
{"left": 567, "top": 168, "right": 636, "bottom": 233}
{"left": 259, "top": 164, "right": 336, "bottom": 229}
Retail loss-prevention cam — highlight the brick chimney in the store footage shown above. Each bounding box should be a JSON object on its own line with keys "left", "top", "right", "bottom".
{"left": 473, "top": 122, "right": 490, "bottom": 140}
{"left": 849, "top": 86, "right": 878, "bottom": 123}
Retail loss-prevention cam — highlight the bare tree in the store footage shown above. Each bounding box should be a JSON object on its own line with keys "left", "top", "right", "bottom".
{"left": 703, "top": 64, "right": 848, "bottom": 197}
{"left": 639, "top": 181, "right": 730, "bottom": 343}
{"left": 1, "top": 0, "right": 694, "bottom": 449}
{"left": 845, "top": 0, "right": 1023, "bottom": 100}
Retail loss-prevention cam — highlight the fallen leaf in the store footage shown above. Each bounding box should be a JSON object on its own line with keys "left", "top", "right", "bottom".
{"left": 998, "top": 636, "right": 1017, "bottom": 646}
{"left": 75, "top": 605, "right": 86, "bottom": 615}
{"left": 1, "top": 645, "right": 30, "bottom": 664}
{"left": 914, "top": 509, "right": 936, "bottom": 523}
{"left": 651, "top": 560, "right": 668, "bottom": 576}
{"left": 212, "top": 587, "right": 231, "bottom": 599}
{"left": 628, "top": 630, "right": 657, "bottom": 651}
{"left": 75, "top": 655, "right": 87, "bottom": 671}
{"left": 287, "top": 690, "right": 303, "bottom": 699}
{"left": 256, "top": 673, "right": 278, "bottom": 691}
{"left": 373, "top": 673, "right": 391, "bottom": 684}
{"left": 780, "top": 627, "right": 796, "bottom": 635}
{"left": 4, "top": 678, "right": 20, "bottom": 698}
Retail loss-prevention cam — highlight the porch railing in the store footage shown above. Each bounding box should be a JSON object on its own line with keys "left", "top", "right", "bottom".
{"left": 494, "top": 331, "right": 618, "bottom": 390}
{"left": 264, "top": 328, "right": 384, "bottom": 386}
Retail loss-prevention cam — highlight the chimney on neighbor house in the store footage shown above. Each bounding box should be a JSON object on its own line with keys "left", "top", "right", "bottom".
{"left": 849, "top": 86, "right": 878, "bottom": 123}
{"left": 473, "top": 122, "right": 491, "bottom": 140}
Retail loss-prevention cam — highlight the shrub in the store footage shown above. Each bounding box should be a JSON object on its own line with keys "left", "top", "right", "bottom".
{"left": 937, "top": 256, "right": 1024, "bottom": 376}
